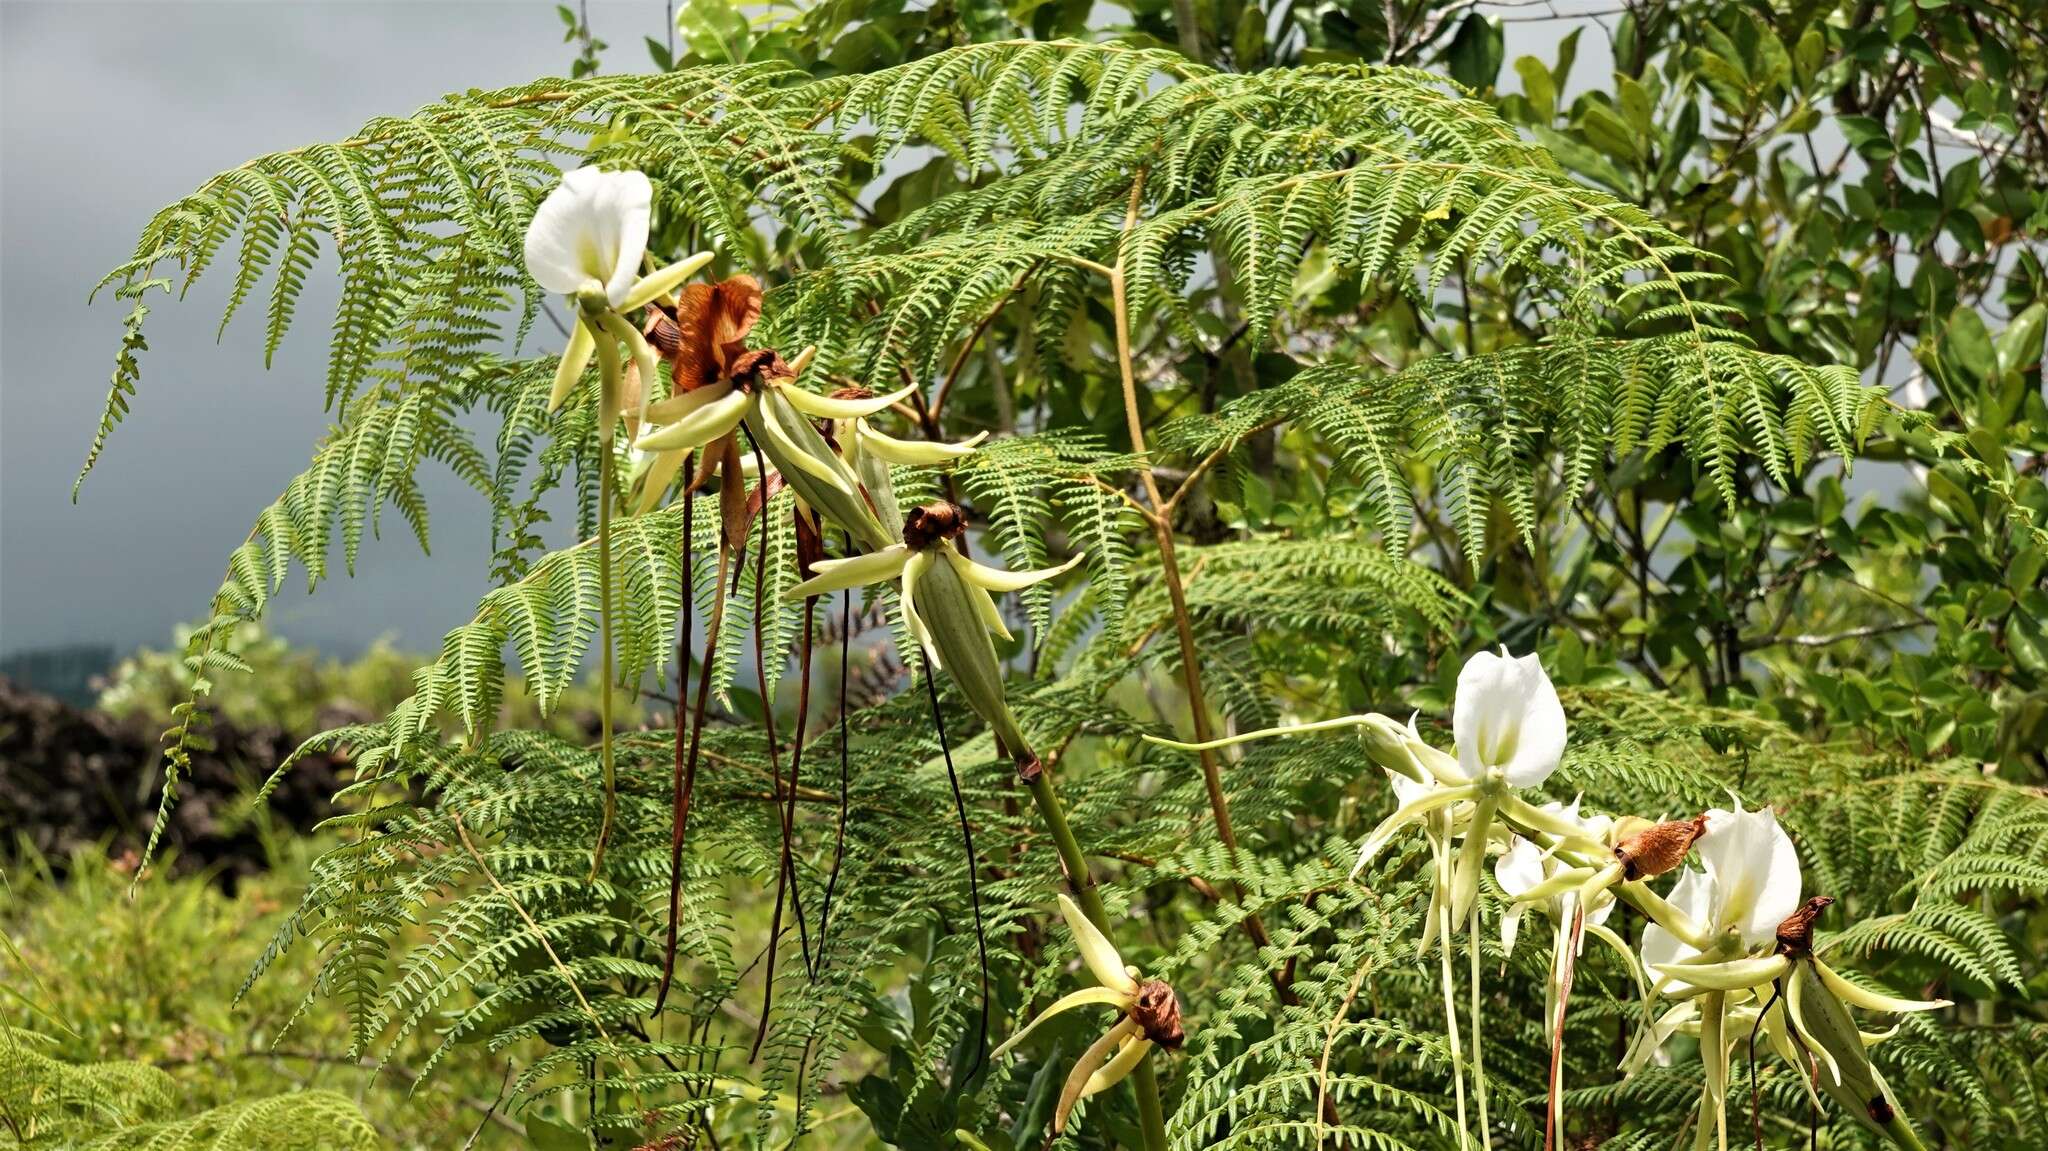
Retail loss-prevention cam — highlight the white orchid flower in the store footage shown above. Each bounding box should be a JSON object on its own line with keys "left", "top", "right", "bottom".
{"left": 992, "top": 896, "right": 1182, "bottom": 1135}
{"left": 1643, "top": 804, "right": 1804, "bottom": 997}
{"left": 523, "top": 165, "right": 714, "bottom": 433}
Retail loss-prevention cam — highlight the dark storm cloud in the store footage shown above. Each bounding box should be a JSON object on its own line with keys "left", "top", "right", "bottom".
{"left": 0, "top": 1, "right": 666, "bottom": 657}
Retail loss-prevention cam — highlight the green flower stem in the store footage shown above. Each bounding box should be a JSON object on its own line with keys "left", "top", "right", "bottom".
{"left": 1468, "top": 902, "right": 1492, "bottom": 1151}
{"left": 1023, "top": 769, "right": 1167, "bottom": 1151}
{"left": 589, "top": 317, "right": 621, "bottom": 877}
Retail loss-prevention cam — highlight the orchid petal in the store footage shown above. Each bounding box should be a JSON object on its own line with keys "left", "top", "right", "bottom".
{"left": 599, "top": 312, "right": 659, "bottom": 429}
{"left": 784, "top": 545, "right": 912, "bottom": 600}
{"left": 990, "top": 986, "right": 1133, "bottom": 1060}
{"left": 1650, "top": 955, "right": 1791, "bottom": 994}
{"left": 951, "top": 550, "right": 1086, "bottom": 593}
{"left": 618, "top": 250, "right": 715, "bottom": 313}
{"left": 1698, "top": 803, "right": 1803, "bottom": 949}
{"left": 1055, "top": 1019, "right": 1137, "bottom": 1134}
{"left": 1350, "top": 783, "right": 1476, "bottom": 878}
{"left": 753, "top": 400, "right": 856, "bottom": 495}
{"left": 1082, "top": 1035, "right": 1153, "bottom": 1097}
{"left": 778, "top": 381, "right": 917, "bottom": 420}
{"left": 1452, "top": 646, "right": 1567, "bottom": 787}
{"left": 858, "top": 425, "right": 989, "bottom": 466}
{"left": 643, "top": 381, "right": 736, "bottom": 425}
{"left": 634, "top": 386, "right": 749, "bottom": 452}
{"left": 1145, "top": 713, "right": 1390, "bottom": 753}
{"left": 1494, "top": 837, "right": 1548, "bottom": 900}
{"left": 632, "top": 448, "right": 688, "bottom": 516}
{"left": 900, "top": 550, "right": 938, "bottom": 666}
{"left": 523, "top": 166, "right": 651, "bottom": 308}
{"left": 1058, "top": 894, "right": 1138, "bottom": 994}
{"left": 1640, "top": 869, "right": 1711, "bottom": 992}
{"left": 1812, "top": 960, "right": 1951, "bottom": 1015}
{"left": 548, "top": 321, "right": 597, "bottom": 412}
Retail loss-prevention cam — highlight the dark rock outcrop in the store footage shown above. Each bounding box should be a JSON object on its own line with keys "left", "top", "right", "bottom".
{"left": 0, "top": 676, "right": 354, "bottom": 883}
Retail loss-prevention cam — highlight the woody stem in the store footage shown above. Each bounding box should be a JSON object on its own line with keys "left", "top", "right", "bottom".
{"left": 1109, "top": 172, "right": 1285, "bottom": 997}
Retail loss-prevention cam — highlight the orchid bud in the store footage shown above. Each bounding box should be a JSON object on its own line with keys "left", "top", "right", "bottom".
{"left": 1788, "top": 960, "right": 1921, "bottom": 1146}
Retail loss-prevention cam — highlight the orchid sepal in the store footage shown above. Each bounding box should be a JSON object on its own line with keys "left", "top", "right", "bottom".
{"left": 1812, "top": 960, "right": 1951, "bottom": 1015}
{"left": 989, "top": 985, "right": 1132, "bottom": 1059}
{"left": 780, "top": 381, "right": 917, "bottom": 420}
{"left": 618, "top": 250, "right": 715, "bottom": 313}
{"left": 548, "top": 321, "right": 597, "bottom": 412}
{"left": 1650, "top": 954, "right": 1791, "bottom": 994}
{"left": 861, "top": 426, "right": 989, "bottom": 466}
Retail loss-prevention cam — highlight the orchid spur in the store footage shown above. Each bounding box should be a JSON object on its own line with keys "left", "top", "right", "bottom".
{"left": 991, "top": 895, "right": 1183, "bottom": 1136}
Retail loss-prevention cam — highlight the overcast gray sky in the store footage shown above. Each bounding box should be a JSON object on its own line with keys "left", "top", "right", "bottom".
{"left": 0, "top": 1, "right": 673, "bottom": 658}
{"left": 0, "top": 0, "right": 1607, "bottom": 661}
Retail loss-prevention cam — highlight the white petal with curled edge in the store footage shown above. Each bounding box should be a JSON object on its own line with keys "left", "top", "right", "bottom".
{"left": 954, "top": 550, "right": 1086, "bottom": 593}
{"left": 989, "top": 985, "right": 1133, "bottom": 1060}
{"left": 777, "top": 381, "right": 917, "bottom": 420}
{"left": 784, "top": 545, "right": 912, "bottom": 600}
{"left": 858, "top": 425, "right": 989, "bottom": 466}
{"left": 1452, "top": 646, "right": 1567, "bottom": 787}
{"left": 634, "top": 386, "right": 749, "bottom": 452}
{"left": 1057, "top": 894, "right": 1138, "bottom": 994}
{"left": 1493, "top": 836, "right": 1546, "bottom": 955}
{"left": 1698, "top": 803, "right": 1802, "bottom": 948}
{"left": 523, "top": 166, "right": 652, "bottom": 307}
{"left": 618, "top": 250, "right": 715, "bottom": 313}
{"left": 1082, "top": 1035, "right": 1153, "bottom": 1097}
{"left": 1641, "top": 868, "right": 1710, "bottom": 993}
{"left": 548, "top": 321, "right": 597, "bottom": 412}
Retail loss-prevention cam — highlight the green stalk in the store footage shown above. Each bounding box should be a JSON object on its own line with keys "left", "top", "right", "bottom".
{"left": 589, "top": 321, "right": 621, "bottom": 877}
{"left": 1468, "top": 902, "right": 1491, "bottom": 1151}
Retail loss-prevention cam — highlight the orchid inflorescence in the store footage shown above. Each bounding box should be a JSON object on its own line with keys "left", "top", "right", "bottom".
{"left": 523, "top": 165, "right": 1938, "bottom": 1150}
{"left": 1152, "top": 648, "right": 1946, "bottom": 1151}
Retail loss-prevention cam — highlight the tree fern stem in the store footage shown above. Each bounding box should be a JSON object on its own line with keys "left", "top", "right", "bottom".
{"left": 1109, "top": 176, "right": 1286, "bottom": 997}
{"left": 591, "top": 440, "right": 618, "bottom": 877}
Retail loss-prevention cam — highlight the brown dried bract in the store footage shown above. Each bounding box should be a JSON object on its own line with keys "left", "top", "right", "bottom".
{"left": 728, "top": 346, "right": 791, "bottom": 387}
{"left": 1613, "top": 814, "right": 1708, "bottom": 881}
{"left": 656, "top": 274, "right": 763, "bottom": 392}
{"left": 1774, "top": 895, "right": 1834, "bottom": 956}
{"left": 1130, "top": 979, "right": 1185, "bottom": 1049}
{"left": 902, "top": 501, "right": 968, "bottom": 550}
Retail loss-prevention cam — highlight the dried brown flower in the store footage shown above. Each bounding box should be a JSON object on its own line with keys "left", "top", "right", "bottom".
{"left": 902, "top": 501, "right": 969, "bottom": 550}
{"left": 1613, "top": 814, "right": 1708, "bottom": 881}
{"left": 1130, "top": 979, "right": 1185, "bottom": 1049}
{"left": 1775, "top": 895, "right": 1835, "bottom": 956}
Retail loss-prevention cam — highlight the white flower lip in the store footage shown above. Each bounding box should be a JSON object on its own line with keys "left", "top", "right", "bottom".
{"left": 1453, "top": 646, "right": 1567, "bottom": 787}
{"left": 523, "top": 166, "right": 653, "bottom": 309}
{"left": 1697, "top": 802, "right": 1802, "bottom": 949}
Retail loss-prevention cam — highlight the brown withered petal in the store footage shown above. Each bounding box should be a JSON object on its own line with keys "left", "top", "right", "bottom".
{"left": 829, "top": 384, "right": 876, "bottom": 401}
{"left": 1614, "top": 814, "right": 1707, "bottom": 881}
{"left": 793, "top": 506, "right": 825, "bottom": 579}
{"left": 902, "top": 501, "right": 969, "bottom": 551}
{"left": 1130, "top": 979, "right": 1185, "bottom": 1049}
{"left": 664, "top": 275, "right": 763, "bottom": 391}
{"left": 728, "top": 347, "right": 791, "bottom": 386}
{"left": 644, "top": 311, "right": 683, "bottom": 358}
{"left": 1774, "top": 895, "right": 1834, "bottom": 956}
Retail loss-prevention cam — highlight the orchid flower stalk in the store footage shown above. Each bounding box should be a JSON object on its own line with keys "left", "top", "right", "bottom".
{"left": 522, "top": 164, "right": 713, "bottom": 872}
